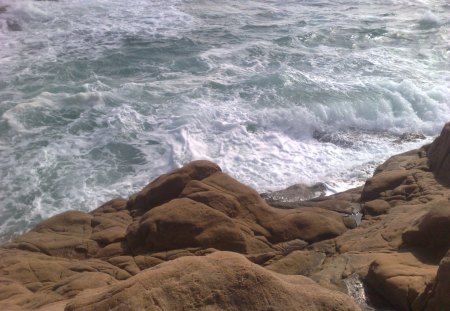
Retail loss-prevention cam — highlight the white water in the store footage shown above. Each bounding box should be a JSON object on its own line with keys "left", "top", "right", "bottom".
{"left": 0, "top": 0, "right": 449, "bottom": 240}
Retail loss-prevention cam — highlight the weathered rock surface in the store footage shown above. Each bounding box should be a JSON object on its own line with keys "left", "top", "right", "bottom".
{"left": 1, "top": 123, "right": 450, "bottom": 310}
{"left": 428, "top": 122, "right": 450, "bottom": 184}
{"left": 0, "top": 160, "right": 355, "bottom": 310}
{"left": 65, "top": 251, "right": 359, "bottom": 311}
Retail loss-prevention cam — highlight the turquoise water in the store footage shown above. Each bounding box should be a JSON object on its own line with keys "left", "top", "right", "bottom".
{"left": 0, "top": 0, "right": 449, "bottom": 240}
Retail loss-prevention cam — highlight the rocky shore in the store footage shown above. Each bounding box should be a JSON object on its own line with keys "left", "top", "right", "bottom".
{"left": 1, "top": 123, "right": 450, "bottom": 311}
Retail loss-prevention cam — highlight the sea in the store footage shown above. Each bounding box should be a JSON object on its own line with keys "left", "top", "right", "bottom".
{"left": 0, "top": 0, "right": 449, "bottom": 241}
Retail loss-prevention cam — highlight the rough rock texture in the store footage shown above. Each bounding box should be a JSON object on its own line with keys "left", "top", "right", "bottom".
{"left": 427, "top": 122, "right": 450, "bottom": 184}
{"left": 0, "top": 160, "right": 355, "bottom": 310}
{"left": 65, "top": 251, "right": 359, "bottom": 311}
{"left": 1, "top": 123, "right": 450, "bottom": 311}
{"left": 425, "top": 250, "right": 450, "bottom": 311}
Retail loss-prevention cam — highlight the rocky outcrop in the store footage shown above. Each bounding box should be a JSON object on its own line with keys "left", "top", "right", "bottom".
{"left": 1, "top": 123, "right": 450, "bottom": 310}
{"left": 427, "top": 122, "right": 450, "bottom": 184}
{"left": 0, "top": 160, "right": 356, "bottom": 310}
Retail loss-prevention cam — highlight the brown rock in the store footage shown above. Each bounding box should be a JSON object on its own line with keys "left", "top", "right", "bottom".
{"left": 200, "top": 172, "right": 348, "bottom": 244}
{"left": 361, "top": 169, "right": 411, "bottom": 201}
{"left": 3, "top": 140, "right": 450, "bottom": 311}
{"left": 127, "top": 160, "right": 221, "bottom": 211}
{"left": 128, "top": 198, "right": 248, "bottom": 253}
{"left": 265, "top": 250, "right": 325, "bottom": 276}
{"left": 425, "top": 250, "right": 450, "bottom": 311}
{"left": 402, "top": 200, "right": 450, "bottom": 254}
{"left": 50, "top": 272, "right": 117, "bottom": 298}
{"left": 427, "top": 122, "right": 450, "bottom": 184}
{"left": 65, "top": 251, "right": 360, "bottom": 311}
{"left": 6, "top": 211, "right": 98, "bottom": 259}
{"left": 366, "top": 252, "right": 437, "bottom": 311}
{"left": 363, "top": 199, "right": 391, "bottom": 216}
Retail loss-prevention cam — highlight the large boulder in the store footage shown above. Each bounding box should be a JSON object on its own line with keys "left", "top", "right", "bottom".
{"left": 65, "top": 251, "right": 361, "bottom": 311}
{"left": 127, "top": 160, "right": 221, "bottom": 211}
{"left": 127, "top": 198, "right": 248, "bottom": 253}
{"left": 365, "top": 252, "right": 437, "bottom": 311}
{"left": 402, "top": 200, "right": 450, "bottom": 256}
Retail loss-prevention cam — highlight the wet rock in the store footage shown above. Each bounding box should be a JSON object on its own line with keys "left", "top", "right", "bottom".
{"left": 313, "top": 130, "right": 354, "bottom": 148}
{"left": 394, "top": 132, "right": 426, "bottom": 144}
{"left": 261, "top": 182, "right": 327, "bottom": 203}
{"left": 6, "top": 19, "right": 22, "bottom": 31}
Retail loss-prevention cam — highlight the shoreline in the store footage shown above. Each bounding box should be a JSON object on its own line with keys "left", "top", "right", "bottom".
{"left": 0, "top": 123, "right": 449, "bottom": 310}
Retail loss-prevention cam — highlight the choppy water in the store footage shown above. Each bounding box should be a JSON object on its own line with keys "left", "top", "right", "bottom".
{"left": 0, "top": 0, "right": 449, "bottom": 240}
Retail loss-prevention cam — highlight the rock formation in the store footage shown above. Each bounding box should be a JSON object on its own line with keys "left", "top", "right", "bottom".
{"left": 0, "top": 122, "right": 450, "bottom": 310}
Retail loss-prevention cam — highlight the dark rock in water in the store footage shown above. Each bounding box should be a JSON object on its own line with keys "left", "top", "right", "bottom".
{"left": 313, "top": 130, "right": 354, "bottom": 148}
{"left": 0, "top": 5, "right": 9, "bottom": 14}
{"left": 261, "top": 182, "right": 327, "bottom": 203}
{"left": 394, "top": 132, "right": 426, "bottom": 144}
{"left": 7, "top": 19, "right": 22, "bottom": 31}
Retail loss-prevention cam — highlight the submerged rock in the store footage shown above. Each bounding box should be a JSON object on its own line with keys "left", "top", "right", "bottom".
{"left": 261, "top": 182, "right": 327, "bottom": 203}
{"left": 0, "top": 6, "right": 8, "bottom": 14}
{"left": 6, "top": 19, "right": 22, "bottom": 31}
{"left": 394, "top": 132, "right": 426, "bottom": 144}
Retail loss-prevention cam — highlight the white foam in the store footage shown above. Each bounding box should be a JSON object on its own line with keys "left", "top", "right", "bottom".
{"left": 0, "top": 0, "right": 449, "bottom": 241}
{"left": 418, "top": 10, "right": 441, "bottom": 29}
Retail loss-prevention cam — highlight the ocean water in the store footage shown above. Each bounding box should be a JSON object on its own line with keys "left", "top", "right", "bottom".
{"left": 0, "top": 0, "right": 449, "bottom": 241}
